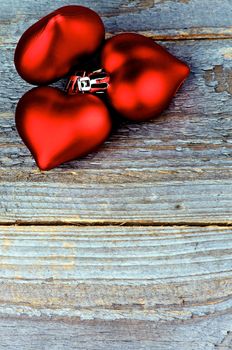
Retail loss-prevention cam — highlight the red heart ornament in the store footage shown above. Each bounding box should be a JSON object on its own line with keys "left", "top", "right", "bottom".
{"left": 15, "top": 87, "right": 112, "bottom": 170}
{"left": 14, "top": 6, "right": 105, "bottom": 85}
{"left": 101, "top": 33, "right": 190, "bottom": 121}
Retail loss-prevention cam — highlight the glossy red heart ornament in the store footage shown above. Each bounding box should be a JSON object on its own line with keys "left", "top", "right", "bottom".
{"left": 101, "top": 33, "right": 190, "bottom": 121}
{"left": 15, "top": 87, "right": 112, "bottom": 170}
{"left": 14, "top": 6, "right": 105, "bottom": 85}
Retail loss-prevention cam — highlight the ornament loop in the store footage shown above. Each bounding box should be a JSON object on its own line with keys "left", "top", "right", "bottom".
{"left": 66, "top": 69, "right": 110, "bottom": 94}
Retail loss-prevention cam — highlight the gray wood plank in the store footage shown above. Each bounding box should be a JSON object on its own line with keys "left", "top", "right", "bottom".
{"left": 1, "top": 0, "right": 232, "bottom": 42}
{"left": 0, "top": 39, "right": 232, "bottom": 223}
{"left": 0, "top": 225, "right": 232, "bottom": 321}
{"left": 0, "top": 314, "right": 232, "bottom": 350}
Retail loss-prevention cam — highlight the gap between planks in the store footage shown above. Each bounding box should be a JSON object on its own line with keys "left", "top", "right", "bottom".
{"left": 1, "top": 221, "right": 232, "bottom": 227}
{"left": 105, "top": 32, "right": 232, "bottom": 41}
{"left": 4, "top": 32, "right": 232, "bottom": 46}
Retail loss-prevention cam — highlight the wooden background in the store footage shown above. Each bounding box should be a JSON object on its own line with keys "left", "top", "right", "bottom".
{"left": 0, "top": 0, "right": 232, "bottom": 348}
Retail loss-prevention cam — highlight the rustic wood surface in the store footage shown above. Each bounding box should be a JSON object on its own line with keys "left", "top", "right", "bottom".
{"left": 1, "top": 226, "right": 232, "bottom": 317}
{"left": 1, "top": 0, "right": 232, "bottom": 41}
{"left": 0, "top": 0, "right": 232, "bottom": 348}
{"left": 1, "top": 225, "right": 232, "bottom": 349}
{"left": 1, "top": 39, "right": 232, "bottom": 224}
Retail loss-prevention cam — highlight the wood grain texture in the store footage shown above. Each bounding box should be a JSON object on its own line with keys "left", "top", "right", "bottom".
{"left": 1, "top": 225, "right": 232, "bottom": 321}
{"left": 0, "top": 39, "right": 232, "bottom": 224}
{"left": 0, "top": 315, "right": 232, "bottom": 350}
{"left": 1, "top": 0, "right": 232, "bottom": 42}
{"left": 1, "top": 225, "right": 232, "bottom": 349}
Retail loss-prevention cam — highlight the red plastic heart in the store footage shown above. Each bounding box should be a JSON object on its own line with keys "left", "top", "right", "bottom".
{"left": 101, "top": 33, "right": 190, "bottom": 121}
{"left": 15, "top": 87, "right": 112, "bottom": 170}
{"left": 14, "top": 6, "right": 105, "bottom": 85}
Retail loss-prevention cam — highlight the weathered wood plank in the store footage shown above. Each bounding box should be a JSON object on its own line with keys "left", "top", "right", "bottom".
{"left": 1, "top": 180, "right": 232, "bottom": 224}
{"left": 0, "top": 39, "right": 232, "bottom": 223}
{"left": 0, "top": 225, "right": 232, "bottom": 321}
{"left": 0, "top": 315, "right": 232, "bottom": 350}
{"left": 1, "top": 0, "right": 232, "bottom": 43}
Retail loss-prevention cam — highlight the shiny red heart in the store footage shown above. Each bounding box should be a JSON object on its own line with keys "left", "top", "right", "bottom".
{"left": 14, "top": 6, "right": 105, "bottom": 85}
{"left": 15, "top": 87, "right": 112, "bottom": 170}
{"left": 101, "top": 33, "right": 190, "bottom": 121}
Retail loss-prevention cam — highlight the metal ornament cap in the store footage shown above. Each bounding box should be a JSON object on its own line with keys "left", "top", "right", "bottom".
{"left": 66, "top": 70, "right": 110, "bottom": 94}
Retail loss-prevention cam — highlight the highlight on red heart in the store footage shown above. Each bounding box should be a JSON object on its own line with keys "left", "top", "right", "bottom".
{"left": 14, "top": 6, "right": 105, "bottom": 85}
{"left": 14, "top": 5, "right": 190, "bottom": 171}
{"left": 15, "top": 87, "right": 112, "bottom": 171}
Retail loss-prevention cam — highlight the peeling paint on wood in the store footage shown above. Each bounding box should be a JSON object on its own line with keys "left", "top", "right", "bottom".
{"left": 1, "top": 0, "right": 232, "bottom": 42}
